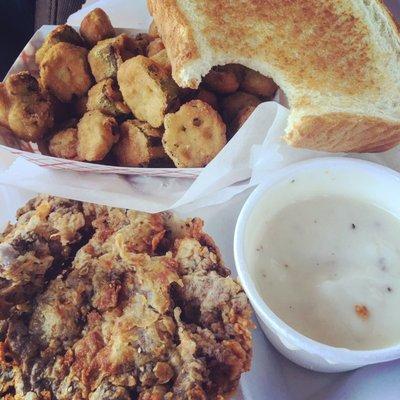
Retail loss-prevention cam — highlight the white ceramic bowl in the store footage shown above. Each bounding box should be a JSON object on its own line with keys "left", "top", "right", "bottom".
{"left": 234, "top": 157, "right": 400, "bottom": 373}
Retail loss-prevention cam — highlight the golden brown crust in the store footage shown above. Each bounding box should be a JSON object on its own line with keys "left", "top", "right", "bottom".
{"left": 147, "top": 38, "right": 165, "bottom": 57}
{"left": 150, "top": 49, "right": 172, "bottom": 73}
{"left": 88, "top": 34, "right": 139, "bottom": 82}
{"left": 240, "top": 68, "right": 278, "bottom": 98}
{"left": 87, "top": 78, "right": 130, "bottom": 117}
{"left": 0, "top": 197, "right": 253, "bottom": 400}
{"left": 197, "top": 88, "right": 219, "bottom": 111}
{"left": 230, "top": 105, "right": 257, "bottom": 134}
{"left": 148, "top": 0, "right": 200, "bottom": 88}
{"left": 35, "top": 24, "right": 85, "bottom": 65}
{"left": 40, "top": 42, "right": 92, "bottom": 103}
{"left": 113, "top": 119, "right": 165, "bottom": 167}
{"left": 221, "top": 92, "right": 261, "bottom": 122}
{"left": 48, "top": 127, "right": 81, "bottom": 160}
{"left": 3, "top": 72, "right": 55, "bottom": 142}
{"left": 0, "top": 83, "right": 10, "bottom": 128}
{"left": 79, "top": 8, "right": 115, "bottom": 47}
{"left": 163, "top": 100, "right": 226, "bottom": 167}
{"left": 117, "top": 56, "right": 179, "bottom": 128}
{"left": 0, "top": 196, "right": 90, "bottom": 318}
{"left": 285, "top": 113, "right": 400, "bottom": 153}
{"left": 203, "top": 66, "right": 240, "bottom": 94}
{"left": 77, "top": 110, "right": 119, "bottom": 161}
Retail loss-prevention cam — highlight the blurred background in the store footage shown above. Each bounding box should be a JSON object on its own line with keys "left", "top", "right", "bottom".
{"left": 0, "top": 0, "right": 399, "bottom": 80}
{"left": 0, "top": 0, "right": 84, "bottom": 79}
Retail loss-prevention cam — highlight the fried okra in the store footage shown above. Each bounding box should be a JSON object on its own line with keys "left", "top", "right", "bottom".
{"left": 40, "top": 42, "right": 93, "bottom": 102}
{"left": 8, "top": 100, "right": 54, "bottom": 143}
{"left": 87, "top": 78, "right": 130, "bottom": 117}
{"left": 88, "top": 34, "right": 140, "bottom": 82}
{"left": 133, "top": 32, "right": 152, "bottom": 54}
{"left": 150, "top": 49, "right": 172, "bottom": 73}
{"left": 35, "top": 24, "right": 85, "bottom": 65}
{"left": 240, "top": 67, "right": 278, "bottom": 97}
{"left": 225, "top": 63, "right": 246, "bottom": 81}
{"left": 231, "top": 105, "right": 257, "bottom": 133}
{"left": 0, "top": 196, "right": 91, "bottom": 317}
{"left": 147, "top": 38, "right": 164, "bottom": 57}
{"left": 0, "top": 83, "right": 10, "bottom": 128}
{"left": 163, "top": 100, "right": 227, "bottom": 167}
{"left": 113, "top": 119, "right": 165, "bottom": 167}
{"left": 197, "top": 88, "right": 219, "bottom": 110}
{"left": 118, "top": 55, "right": 179, "bottom": 128}
{"left": 48, "top": 127, "right": 80, "bottom": 160}
{"left": 203, "top": 65, "right": 240, "bottom": 94}
{"left": 77, "top": 110, "right": 119, "bottom": 161}
{"left": 79, "top": 8, "right": 115, "bottom": 47}
{"left": 4, "top": 72, "right": 54, "bottom": 142}
{"left": 221, "top": 91, "right": 262, "bottom": 122}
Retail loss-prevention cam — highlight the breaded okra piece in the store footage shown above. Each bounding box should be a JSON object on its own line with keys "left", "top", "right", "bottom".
{"left": 77, "top": 110, "right": 119, "bottom": 161}
{"left": 79, "top": 8, "right": 115, "bottom": 47}
{"left": 117, "top": 55, "right": 179, "bottom": 128}
{"left": 162, "top": 100, "right": 226, "bottom": 167}
{"left": 113, "top": 119, "right": 165, "bottom": 167}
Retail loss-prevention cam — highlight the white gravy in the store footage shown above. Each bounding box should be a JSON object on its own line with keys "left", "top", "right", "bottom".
{"left": 253, "top": 196, "right": 400, "bottom": 350}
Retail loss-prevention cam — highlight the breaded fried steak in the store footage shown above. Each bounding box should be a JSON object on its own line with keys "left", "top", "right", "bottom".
{"left": 0, "top": 196, "right": 253, "bottom": 399}
{"left": 0, "top": 196, "right": 93, "bottom": 318}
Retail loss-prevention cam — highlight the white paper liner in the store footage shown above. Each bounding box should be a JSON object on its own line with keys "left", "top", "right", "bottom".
{"left": 0, "top": 102, "right": 280, "bottom": 211}
{"left": 3, "top": 100, "right": 400, "bottom": 213}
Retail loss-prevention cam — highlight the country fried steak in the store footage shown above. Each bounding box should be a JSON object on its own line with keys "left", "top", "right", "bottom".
{"left": 0, "top": 196, "right": 253, "bottom": 399}
{"left": 0, "top": 196, "right": 94, "bottom": 319}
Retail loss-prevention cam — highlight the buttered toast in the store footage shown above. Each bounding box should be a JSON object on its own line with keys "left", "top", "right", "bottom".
{"left": 149, "top": 0, "right": 400, "bottom": 153}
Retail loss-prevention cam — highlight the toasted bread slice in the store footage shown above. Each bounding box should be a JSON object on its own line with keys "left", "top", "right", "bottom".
{"left": 149, "top": 0, "right": 400, "bottom": 153}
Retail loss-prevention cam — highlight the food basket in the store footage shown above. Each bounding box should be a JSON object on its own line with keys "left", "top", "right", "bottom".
{"left": 0, "top": 26, "right": 202, "bottom": 178}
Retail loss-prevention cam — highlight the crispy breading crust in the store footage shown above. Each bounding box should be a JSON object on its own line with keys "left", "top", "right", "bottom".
{"left": 0, "top": 197, "right": 253, "bottom": 400}
{"left": 220, "top": 92, "right": 261, "bottom": 123}
{"left": 113, "top": 119, "right": 165, "bottom": 167}
{"left": 163, "top": 100, "right": 227, "bottom": 167}
{"left": 88, "top": 34, "right": 141, "bottom": 82}
{"left": 240, "top": 68, "right": 278, "bottom": 98}
{"left": 77, "top": 110, "right": 119, "bottom": 161}
{"left": 86, "top": 78, "right": 130, "bottom": 117}
{"left": 35, "top": 24, "right": 85, "bottom": 65}
{"left": 48, "top": 128, "right": 81, "bottom": 160}
{"left": 40, "top": 42, "right": 92, "bottom": 103}
{"left": 150, "top": 49, "right": 172, "bottom": 74}
{"left": 2, "top": 72, "right": 55, "bottom": 142}
{"left": 117, "top": 55, "right": 180, "bottom": 128}
{"left": 0, "top": 83, "right": 10, "bottom": 128}
{"left": 0, "top": 196, "right": 93, "bottom": 319}
{"left": 80, "top": 8, "right": 116, "bottom": 47}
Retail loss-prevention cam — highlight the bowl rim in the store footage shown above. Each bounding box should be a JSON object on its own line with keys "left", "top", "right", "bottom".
{"left": 234, "top": 156, "right": 400, "bottom": 366}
